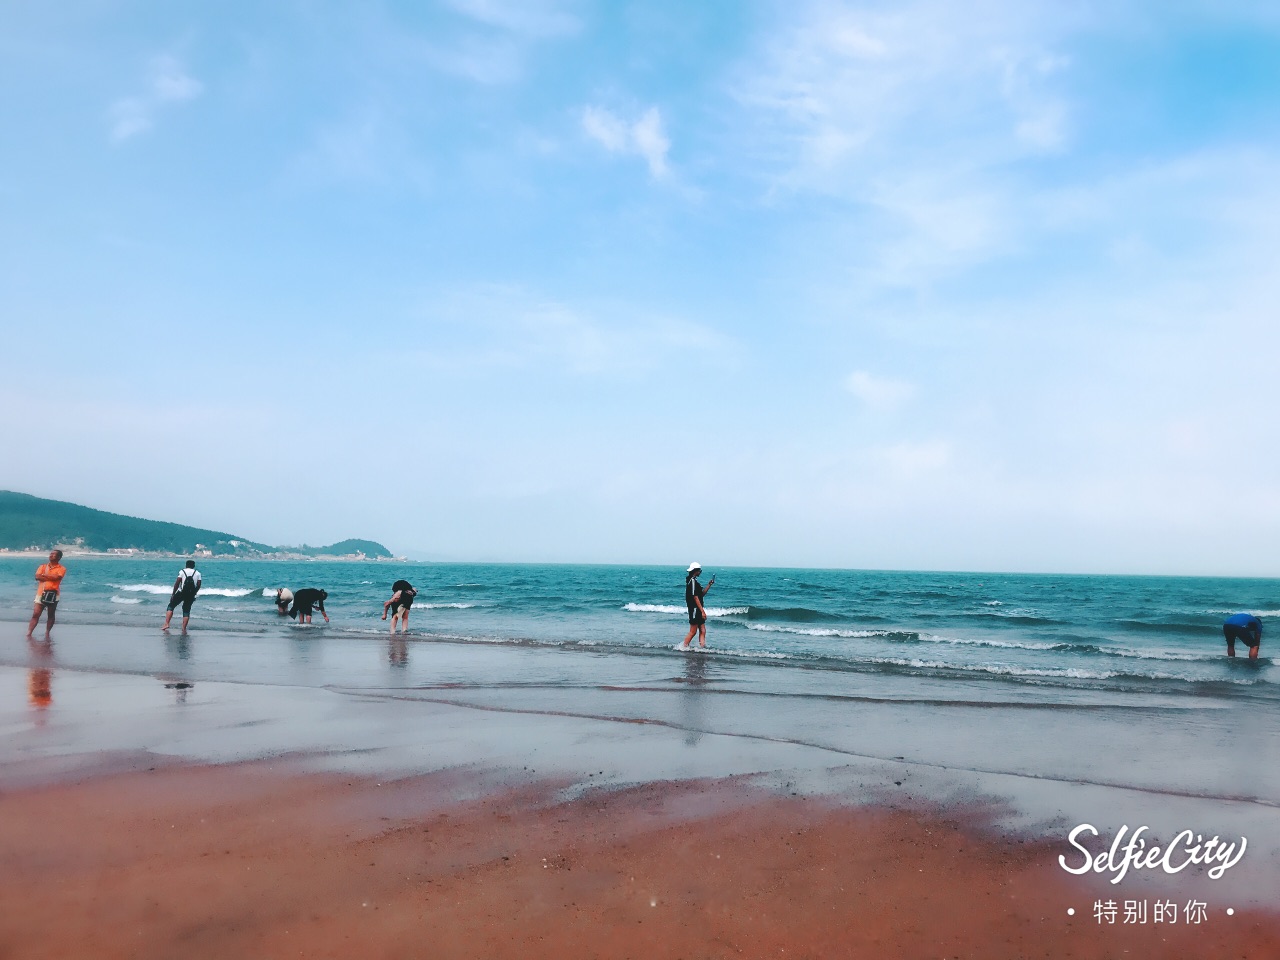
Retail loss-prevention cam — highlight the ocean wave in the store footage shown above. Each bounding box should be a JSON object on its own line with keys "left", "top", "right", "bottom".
{"left": 417, "top": 602, "right": 477, "bottom": 610}
{"left": 910, "top": 634, "right": 1068, "bottom": 651}
{"left": 623, "top": 603, "right": 750, "bottom": 617}
{"left": 1208, "top": 609, "right": 1280, "bottom": 617}
{"left": 110, "top": 583, "right": 253, "bottom": 598}
{"left": 110, "top": 596, "right": 143, "bottom": 605}
{"left": 1094, "top": 646, "right": 1220, "bottom": 662}
{"left": 745, "top": 624, "right": 907, "bottom": 639}
{"left": 1115, "top": 620, "right": 1215, "bottom": 636}
{"left": 668, "top": 645, "right": 791, "bottom": 660}
{"left": 745, "top": 606, "right": 845, "bottom": 623}
{"left": 982, "top": 600, "right": 1003, "bottom": 606}
{"left": 955, "top": 611, "right": 1067, "bottom": 626}
{"left": 866, "top": 657, "right": 1119, "bottom": 680}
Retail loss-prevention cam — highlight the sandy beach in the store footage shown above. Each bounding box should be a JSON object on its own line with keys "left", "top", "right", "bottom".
{"left": 1, "top": 761, "right": 1277, "bottom": 959}
{"left": 1, "top": 606, "right": 1278, "bottom": 957}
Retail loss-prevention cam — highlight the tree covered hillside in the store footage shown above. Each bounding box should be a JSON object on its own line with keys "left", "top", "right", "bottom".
{"left": 0, "top": 492, "right": 391, "bottom": 558}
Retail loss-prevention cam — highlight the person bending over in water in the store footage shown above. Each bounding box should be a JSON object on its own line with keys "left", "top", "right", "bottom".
{"left": 381, "top": 580, "right": 417, "bottom": 634}
{"left": 680, "top": 562, "right": 716, "bottom": 651}
{"left": 26, "top": 550, "right": 66, "bottom": 639}
{"left": 1223, "top": 612, "right": 1262, "bottom": 659}
{"left": 275, "top": 587, "right": 294, "bottom": 616}
{"left": 289, "top": 588, "right": 329, "bottom": 624}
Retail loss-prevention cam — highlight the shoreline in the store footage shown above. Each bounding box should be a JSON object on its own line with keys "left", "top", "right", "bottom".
{"left": 0, "top": 761, "right": 1276, "bottom": 959}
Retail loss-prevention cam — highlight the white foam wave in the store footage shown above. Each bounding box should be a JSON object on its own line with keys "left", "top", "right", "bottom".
{"left": 1098, "top": 647, "right": 1217, "bottom": 662}
{"left": 111, "top": 583, "right": 252, "bottom": 598}
{"left": 671, "top": 644, "right": 790, "bottom": 659}
{"left": 1209, "top": 609, "right": 1280, "bottom": 617}
{"left": 866, "top": 657, "right": 1118, "bottom": 680}
{"left": 914, "top": 634, "right": 1065, "bottom": 651}
{"left": 110, "top": 596, "right": 143, "bottom": 605}
{"left": 983, "top": 601, "right": 1003, "bottom": 606}
{"left": 417, "top": 602, "right": 477, "bottom": 610}
{"left": 746, "top": 624, "right": 888, "bottom": 639}
{"left": 623, "top": 603, "right": 748, "bottom": 617}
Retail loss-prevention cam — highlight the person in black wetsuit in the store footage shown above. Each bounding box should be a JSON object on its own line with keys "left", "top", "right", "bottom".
{"left": 289, "top": 588, "right": 329, "bottom": 624}
{"left": 1222, "top": 613, "right": 1262, "bottom": 659}
{"left": 382, "top": 580, "right": 417, "bottom": 634}
{"left": 680, "top": 562, "right": 715, "bottom": 651}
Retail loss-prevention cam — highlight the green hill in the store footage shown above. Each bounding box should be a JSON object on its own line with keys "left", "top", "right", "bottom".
{"left": 0, "top": 491, "right": 392, "bottom": 558}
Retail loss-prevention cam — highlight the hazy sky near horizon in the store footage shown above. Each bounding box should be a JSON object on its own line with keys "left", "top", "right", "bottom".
{"left": 3, "top": 1, "right": 1280, "bottom": 574}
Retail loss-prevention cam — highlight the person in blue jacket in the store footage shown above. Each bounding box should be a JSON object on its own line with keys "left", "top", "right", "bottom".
{"left": 1222, "top": 613, "right": 1262, "bottom": 659}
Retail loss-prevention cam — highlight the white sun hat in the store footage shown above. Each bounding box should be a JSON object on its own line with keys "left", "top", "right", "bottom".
{"left": 687, "top": 562, "right": 702, "bottom": 572}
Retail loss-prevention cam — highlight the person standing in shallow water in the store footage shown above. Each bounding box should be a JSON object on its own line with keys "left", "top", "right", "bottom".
{"left": 1222, "top": 612, "right": 1262, "bottom": 659}
{"left": 680, "top": 562, "right": 715, "bottom": 651}
{"left": 382, "top": 580, "right": 417, "bottom": 634}
{"left": 163, "top": 560, "right": 201, "bottom": 634}
{"left": 27, "top": 550, "right": 66, "bottom": 638}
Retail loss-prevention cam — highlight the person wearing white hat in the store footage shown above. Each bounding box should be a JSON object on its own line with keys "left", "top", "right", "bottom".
{"left": 680, "top": 562, "right": 716, "bottom": 650}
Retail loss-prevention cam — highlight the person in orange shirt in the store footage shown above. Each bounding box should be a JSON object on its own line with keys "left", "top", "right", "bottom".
{"left": 27, "top": 550, "right": 66, "bottom": 638}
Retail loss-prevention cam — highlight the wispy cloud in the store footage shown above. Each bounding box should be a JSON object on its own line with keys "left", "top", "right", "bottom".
{"left": 412, "top": 284, "right": 732, "bottom": 376}
{"left": 844, "top": 371, "right": 915, "bottom": 410}
{"left": 108, "top": 54, "right": 203, "bottom": 142}
{"left": 404, "top": 0, "right": 581, "bottom": 84}
{"left": 582, "top": 105, "right": 671, "bottom": 178}
{"left": 288, "top": 105, "right": 431, "bottom": 191}
{"left": 730, "top": 0, "right": 1078, "bottom": 286}
{"left": 442, "top": 0, "right": 581, "bottom": 39}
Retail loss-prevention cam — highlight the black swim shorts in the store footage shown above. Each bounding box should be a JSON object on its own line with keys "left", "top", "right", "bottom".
{"left": 167, "top": 595, "right": 195, "bottom": 617}
{"left": 688, "top": 608, "right": 706, "bottom": 626}
{"left": 1224, "top": 624, "right": 1261, "bottom": 646}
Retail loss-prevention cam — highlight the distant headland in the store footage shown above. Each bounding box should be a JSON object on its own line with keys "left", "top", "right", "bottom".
{"left": 0, "top": 491, "right": 395, "bottom": 560}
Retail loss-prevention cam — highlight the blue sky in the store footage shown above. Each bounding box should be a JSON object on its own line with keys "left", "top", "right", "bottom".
{"left": 3, "top": 0, "right": 1279, "bottom": 574}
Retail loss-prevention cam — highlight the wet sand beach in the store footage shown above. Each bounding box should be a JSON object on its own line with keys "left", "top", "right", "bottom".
{"left": 2, "top": 615, "right": 1279, "bottom": 957}
{"left": 1, "top": 762, "right": 1277, "bottom": 960}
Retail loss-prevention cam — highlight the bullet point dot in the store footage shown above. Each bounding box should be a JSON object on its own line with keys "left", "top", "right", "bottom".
{"left": 1227, "top": 908, "right": 1235, "bottom": 916}
{"left": 1067, "top": 908, "right": 1075, "bottom": 916}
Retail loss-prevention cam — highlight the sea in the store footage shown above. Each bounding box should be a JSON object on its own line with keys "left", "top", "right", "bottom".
{"left": 1, "top": 557, "right": 1274, "bottom": 706}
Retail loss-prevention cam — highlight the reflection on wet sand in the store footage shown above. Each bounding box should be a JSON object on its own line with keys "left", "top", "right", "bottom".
{"left": 162, "top": 680, "right": 193, "bottom": 704}
{"left": 26, "top": 637, "right": 53, "bottom": 716}
{"left": 678, "top": 651, "right": 709, "bottom": 745}
{"left": 388, "top": 637, "right": 408, "bottom": 668}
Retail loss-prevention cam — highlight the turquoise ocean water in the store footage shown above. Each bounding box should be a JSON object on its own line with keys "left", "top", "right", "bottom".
{"left": 1, "top": 558, "right": 1273, "bottom": 705}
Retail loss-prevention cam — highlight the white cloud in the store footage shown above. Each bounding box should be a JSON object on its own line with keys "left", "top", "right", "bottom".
{"left": 288, "top": 106, "right": 431, "bottom": 192}
{"left": 443, "top": 0, "right": 580, "bottom": 38}
{"left": 729, "top": 0, "right": 1078, "bottom": 286}
{"left": 844, "top": 371, "right": 915, "bottom": 410}
{"left": 412, "top": 284, "right": 734, "bottom": 376}
{"left": 402, "top": 0, "right": 579, "bottom": 84}
{"left": 875, "top": 440, "right": 952, "bottom": 478}
{"left": 582, "top": 105, "right": 671, "bottom": 178}
{"left": 108, "top": 54, "right": 203, "bottom": 142}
